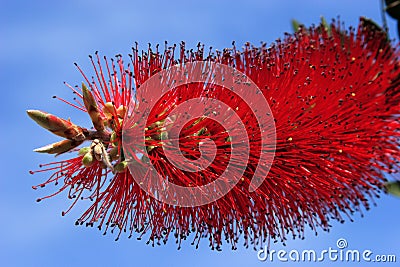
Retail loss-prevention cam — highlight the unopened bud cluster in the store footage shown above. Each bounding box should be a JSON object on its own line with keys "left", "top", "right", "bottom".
{"left": 27, "top": 83, "right": 129, "bottom": 174}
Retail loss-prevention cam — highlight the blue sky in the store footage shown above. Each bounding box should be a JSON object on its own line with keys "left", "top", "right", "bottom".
{"left": 1, "top": 0, "right": 399, "bottom": 266}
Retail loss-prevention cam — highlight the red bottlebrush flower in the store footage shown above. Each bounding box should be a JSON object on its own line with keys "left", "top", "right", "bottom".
{"left": 28, "top": 18, "right": 399, "bottom": 250}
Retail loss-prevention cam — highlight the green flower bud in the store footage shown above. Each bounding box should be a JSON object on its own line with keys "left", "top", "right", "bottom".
{"left": 114, "top": 161, "right": 128, "bottom": 173}
{"left": 117, "top": 105, "right": 127, "bottom": 118}
{"left": 110, "top": 132, "right": 119, "bottom": 146}
{"left": 78, "top": 146, "right": 90, "bottom": 156}
{"left": 103, "top": 102, "right": 115, "bottom": 119}
{"left": 109, "top": 146, "right": 120, "bottom": 161}
{"left": 82, "top": 152, "right": 94, "bottom": 167}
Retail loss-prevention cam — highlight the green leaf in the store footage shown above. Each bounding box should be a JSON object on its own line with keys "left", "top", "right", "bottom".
{"left": 320, "top": 16, "right": 331, "bottom": 36}
{"left": 385, "top": 181, "right": 400, "bottom": 197}
{"left": 291, "top": 19, "right": 303, "bottom": 32}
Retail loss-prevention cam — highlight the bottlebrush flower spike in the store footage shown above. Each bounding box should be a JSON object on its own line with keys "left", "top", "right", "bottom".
{"left": 28, "top": 18, "right": 399, "bottom": 250}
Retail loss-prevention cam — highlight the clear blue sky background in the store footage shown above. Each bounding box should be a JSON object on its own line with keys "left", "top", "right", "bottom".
{"left": 1, "top": 1, "right": 399, "bottom": 266}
